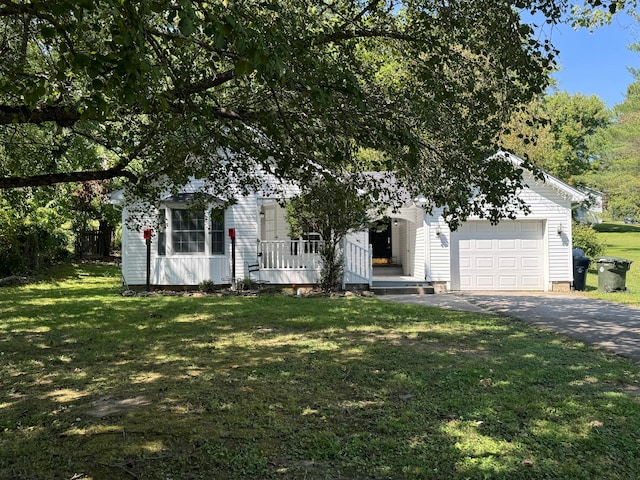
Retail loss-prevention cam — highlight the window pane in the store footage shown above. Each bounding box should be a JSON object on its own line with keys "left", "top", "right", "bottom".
{"left": 158, "top": 209, "right": 166, "bottom": 256}
{"left": 171, "top": 209, "right": 205, "bottom": 253}
{"left": 211, "top": 209, "right": 225, "bottom": 254}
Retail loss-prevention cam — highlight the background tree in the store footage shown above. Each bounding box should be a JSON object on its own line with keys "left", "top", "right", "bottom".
{"left": 579, "top": 10, "right": 640, "bottom": 221}
{"left": 286, "top": 177, "right": 372, "bottom": 292}
{"left": 500, "top": 91, "right": 611, "bottom": 182}
{"left": 1, "top": 0, "right": 633, "bottom": 226}
{"left": 0, "top": 121, "right": 121, "bottom": 275}
{"left": 0, "top": 188, "right": 71, "bottom": 276}
{"left": 583, "top": 81, "right": 640, "bottom": 220}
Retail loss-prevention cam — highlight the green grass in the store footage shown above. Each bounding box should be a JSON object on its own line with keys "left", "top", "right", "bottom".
{"left": 580, "top": 223, "right": 640, "bottom": 305}
{"left": 2, "top": 263, "right": 640, "bottom": 479}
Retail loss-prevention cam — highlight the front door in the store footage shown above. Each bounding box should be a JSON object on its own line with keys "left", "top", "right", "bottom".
{"left": 369, "top": 220, "right": 392, "bottom": 262}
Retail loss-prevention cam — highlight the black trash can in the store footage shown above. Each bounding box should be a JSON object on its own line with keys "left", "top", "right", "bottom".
{"left": 573, "top": 256, "right": 590, "bottom": 291}
{"left": 596, "top": 257, "right": 633, "bottom": 292}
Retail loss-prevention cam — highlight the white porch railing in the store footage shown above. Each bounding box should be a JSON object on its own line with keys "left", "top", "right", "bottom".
{"left": 258, "top": 239, "right": 371, "bottom": 287}
{"left": 342, "top": 239, "right": 372, "bottom": 288}
{"left": 259, "top": 240, "right": 324, "bottom": 270}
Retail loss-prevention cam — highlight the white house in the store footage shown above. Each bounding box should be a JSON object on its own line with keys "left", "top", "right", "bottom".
{"left": 116, "top": 159, "right": 586, "bottom": 293}
{"left": 574, "top": 186, "right": 604, "bottom": 225}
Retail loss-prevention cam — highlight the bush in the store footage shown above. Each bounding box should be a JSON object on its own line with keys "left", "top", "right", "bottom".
{"left": 572, "top": 222, "right": 605, "bottom": 258}
{"left": 198, "top": 280, "right": 216, "bottom": 293}
{"left": 0, "top": 225, "right": 71, "bottom": 277}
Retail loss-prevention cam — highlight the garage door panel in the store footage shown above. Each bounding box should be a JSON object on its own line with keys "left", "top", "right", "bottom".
{"left": 476, "top": 276, "right": 497, "bottom": 288}
{"left": 459, "top": 275, "right": 473, "bottom": 289}
{"left": 498, "top": 276, "right": 518, "bottom": 288}
{"left": 498, "top": 239, "right": 516, "bottom": 250}
{"left": 498, "top": 257, "right": 517, "bottom": 268}
{"left": 521, "top": 239, "right": 540, "bottom": 250}
{"left": 475, "top": 257, "right": 494, "bottom": 268}
{"left": 521, "top": 257, "right": 540, "bottom": 268}
{"left": 455, "top": 221, "right": 544, "bottom": 291}
{"left": 522, "top": 276, "right": 543, "bottom": 288}
{"left": 499, "top": 222, "right": 517, "bottom": 233}
{"left": 520, "top": 222, "right": 540, "bottom": 234}
{"left": 475, "top": 239, "right": 493, "bottom": 250}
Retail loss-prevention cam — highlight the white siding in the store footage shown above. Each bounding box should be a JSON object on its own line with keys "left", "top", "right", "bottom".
{"left": 228, "top": 193, "right": 260, "bottom": 279}
{"left": 121, "top": 205, "right": 156, "bottom": 286}
{"left": 346, "top": 230, "right": 367, "bottom": 246}
{"left": 398, "top": 221, "right": 408, "bottom": 272}
{"left": 426, "top": 207, "right": 451, "bottom": 284}
{"left": 413, "top": 208, "right": 426, "bottom": 280}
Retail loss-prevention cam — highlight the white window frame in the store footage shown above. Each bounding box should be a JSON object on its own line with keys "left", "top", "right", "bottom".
{"left": 161, "top": 203, "right": 226, "bottom": 257}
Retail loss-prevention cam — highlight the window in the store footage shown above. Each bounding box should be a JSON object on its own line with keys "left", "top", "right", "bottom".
{"left": 158, "top": 209, "right": 166, "bottom": 256}
{"left": 171, "top": 209, "right": 205, "bottom": 253}
{"left": 211, "top": 209, "right": 225, "bottom": 254}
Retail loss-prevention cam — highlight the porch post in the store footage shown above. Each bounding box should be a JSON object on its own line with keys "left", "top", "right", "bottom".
{"left": 368, "top": 243, "right": 373, "bottom": 287}
{"left": 342, "top": 237, "right": 347, "bottom": 291}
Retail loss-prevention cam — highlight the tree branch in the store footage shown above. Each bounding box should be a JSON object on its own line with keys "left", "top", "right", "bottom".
{"left": 0, "top": 101, "right": 250, "bottom": 126}
{"left": 0, "top": 105, "right": 81, "bottom": 126}
{"left": 0, "top": 164, "right": 138, "bottom": 189}
{"left": 317, "top": 28, "right": 419, "bottom": 45}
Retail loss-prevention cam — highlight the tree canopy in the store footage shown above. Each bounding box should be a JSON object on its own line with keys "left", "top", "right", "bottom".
{"left": 583, "top": 80, "right": 640, "bottom": 220}
{"left": 0, "top": 0, "right": 634, "bottom": 223}
{"left": 500, "top": 91, "right": 611, "bottom": 182}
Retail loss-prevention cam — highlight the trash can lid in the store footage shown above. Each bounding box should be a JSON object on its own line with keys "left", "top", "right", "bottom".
{"left": 597, "top": 256, "right": 633, "bottom": 265}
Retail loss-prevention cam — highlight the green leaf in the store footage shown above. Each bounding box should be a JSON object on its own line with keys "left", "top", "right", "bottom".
{"left": 179, "top": 16, "right": 196, "bottom": 36}
{"left": 234, "top": 59, "right": 254, "bottom": 76}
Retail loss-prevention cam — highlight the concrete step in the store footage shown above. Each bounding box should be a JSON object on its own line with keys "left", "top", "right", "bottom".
{"left": 372, "top": 265, "right": 404, "bottom": 276}
{"left": 371, "top": 285, "right": 435, "bottom": 295}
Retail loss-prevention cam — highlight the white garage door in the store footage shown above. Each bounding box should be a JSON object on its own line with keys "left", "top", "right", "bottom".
{"left": 453, "top": 221, "right": 545, "bottom": 291}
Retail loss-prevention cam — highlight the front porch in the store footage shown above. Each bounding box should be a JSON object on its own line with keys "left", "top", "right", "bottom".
{"left": 252, "top": 239, "right": 434, "bottom": 294}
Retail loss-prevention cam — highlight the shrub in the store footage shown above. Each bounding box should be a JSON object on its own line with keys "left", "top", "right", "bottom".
{"left": 572, "top": 221, "right": 605, "bottom": 258}
{"left": 198, "top": 280, "right": 216, "bottom": 293}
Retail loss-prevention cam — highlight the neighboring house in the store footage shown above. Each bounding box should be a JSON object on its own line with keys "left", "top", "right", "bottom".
{"left": 574, "top": 186, "right": 604, "bottom": 225}
{"left": 115, "top": 156, "right": 586, "bottom": 292}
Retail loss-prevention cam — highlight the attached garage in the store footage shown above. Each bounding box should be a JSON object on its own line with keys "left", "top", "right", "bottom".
{"left": 451, "top": 220, "right": 545, "bottom": 291}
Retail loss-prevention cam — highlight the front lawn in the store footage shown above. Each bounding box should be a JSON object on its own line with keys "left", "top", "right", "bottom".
{"left": 583, "top": 223, "right": 640, "bottom": 305}
{"left": 2, "top": 263, "right": 640, "bottom": 479}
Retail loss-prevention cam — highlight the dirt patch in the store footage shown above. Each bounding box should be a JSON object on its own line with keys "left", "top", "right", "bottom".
{"left": 86, "top": 395, "right": 151, "bottom": 418}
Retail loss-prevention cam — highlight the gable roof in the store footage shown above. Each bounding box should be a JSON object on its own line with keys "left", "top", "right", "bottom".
{"left": 497, "top": 151, "right": 587, "bottom": 203}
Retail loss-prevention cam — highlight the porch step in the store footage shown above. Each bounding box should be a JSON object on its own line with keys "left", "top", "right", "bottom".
{"left": 372, "top": 265, "right": 404, "bottom": 276}
{"left": 371, "top": 285, "right": 435, "bottom": 295}
{"left": 371, "top": 280, "right": 435, "bottom": 295}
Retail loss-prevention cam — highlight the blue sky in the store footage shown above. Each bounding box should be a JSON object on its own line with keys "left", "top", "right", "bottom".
{"left": 546, "top": 12, "right": 639, "bottom": 108}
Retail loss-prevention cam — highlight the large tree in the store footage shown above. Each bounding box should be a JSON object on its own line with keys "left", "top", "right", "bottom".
{"left": 585, "top": 81, "right": 640, "bottom": 220}
{"left": 0, "top": 0, "right": 633, "bottom": 223}
{"left": 500, "top": 91, "right": 611, "bottom": 182}
{"left": 580, "top": 10, "right": 640, "bottom": 220}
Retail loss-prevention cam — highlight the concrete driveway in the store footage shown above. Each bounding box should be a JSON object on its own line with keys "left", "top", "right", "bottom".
{"left": 380, "top": 292, "right": 640, "bottom": 362}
